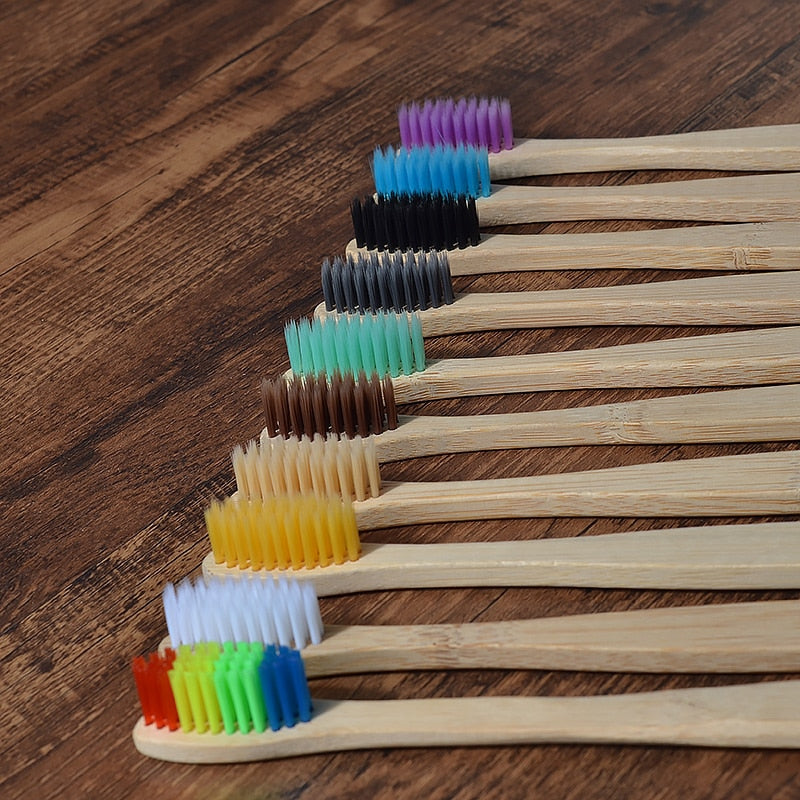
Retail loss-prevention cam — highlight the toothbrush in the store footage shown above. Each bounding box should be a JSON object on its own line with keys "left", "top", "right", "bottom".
{"left": 202, "top": 518, "right": 800, "bottom": 596}
{"left": 347, "top": 218, "right": 800, "bottom": 268}
{"left": 352, "top": 174, "right": 800, "bottom": 253}
{"left": 284, "top": 314, "right": 800, "bottom": 403}
{"left": 261, "top": 377, "right": 800, "bottom": 461}
{"left": 226, "top": 438, "right": 800, "bottom": 527}
{"left": 133, "top": 663, "right": 800, "bottom": 761}
{"left": 163, "top": 575, "right": 800, "bottom": 675}
{"left": 396, "top": 96, "right": 800, "bottom": 174}
{"left": 318, "top": 252, "right": 800, "bottom": 333}
{"left": 201, "top": 442, "right": 800, "bottom": 583}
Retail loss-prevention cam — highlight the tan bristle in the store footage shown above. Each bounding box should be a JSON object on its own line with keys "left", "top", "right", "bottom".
{"left": 260, "top": 372, "right": 398, "bottom": 439}
{"left": 234, "top": 434, "right": 381, "bottom": 501}
{"left": 204, "top": 495, "right": 361, "bottom": 570}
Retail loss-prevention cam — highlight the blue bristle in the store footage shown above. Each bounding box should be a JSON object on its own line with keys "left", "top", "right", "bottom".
{"left": 372, "top": 145, "right": 490, "bottom": 199}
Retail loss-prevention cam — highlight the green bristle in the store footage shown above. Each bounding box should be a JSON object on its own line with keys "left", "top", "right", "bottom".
{"left": 287, "top": 312, "right": 425, "bottom": 379}
{"left": 396, "top": 315, "right": 413, "bottom": 374}
{"left": 297, "top": 318, "right": 316, "bottom": 374}
{"left": 370, "top": 313, "right": 391, "bottom": 376}
{"left": 411, "top": 313, "right": 426, "bottom": 371}
{"left": 285, "top": 321, "right": 302, "bottom": 375}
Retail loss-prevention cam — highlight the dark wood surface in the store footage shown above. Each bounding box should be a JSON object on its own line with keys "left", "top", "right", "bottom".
{"left": 3, "top": 1, "right": 799, "bottom": 797}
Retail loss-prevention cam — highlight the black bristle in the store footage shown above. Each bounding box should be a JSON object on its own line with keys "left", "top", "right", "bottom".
{"left": 410, "top": 251, "right": 429, "bottom": 310}
{"left": 352, "top": 254, "right": 370, "bottom": 312}
{"left": 321, "top": 258, "right": 335, "bottom": 312}
{"left": 400, "top": 254, "right": 416, "bottom": 311}
{"left": 365, "top": 253, "right": 381, "bottom": 311}
{"left": 350, "top": 198, "right": 366, "bottom": 248}
{"left": 438, "top": 252, "right": 455, "bottom": 304}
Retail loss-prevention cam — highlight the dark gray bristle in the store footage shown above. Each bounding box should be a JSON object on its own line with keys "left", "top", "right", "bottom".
{"left": 319, "top": 249, "right": 455, "bottom": 314}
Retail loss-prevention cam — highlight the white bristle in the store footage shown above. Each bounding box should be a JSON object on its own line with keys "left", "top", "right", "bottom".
{"left": 161, "top": 575, "right": 324, "bottom": 650}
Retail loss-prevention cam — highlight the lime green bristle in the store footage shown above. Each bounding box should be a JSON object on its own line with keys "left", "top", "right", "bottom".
{"left": 205, "top": 495, "right": 361, "bottom": 570}
{"left": 285, "top": 312, "right": 425, "bottom": 378}
{"left": 169, "top": 643, "right": 223, "bottom": 734}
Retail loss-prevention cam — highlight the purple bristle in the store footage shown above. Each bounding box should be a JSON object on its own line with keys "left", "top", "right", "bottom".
{"left": 398, "top": 104, "right": 412, "bottom": 148}
{"left": 500, "top": 98, "right": 513, "bottom": 149}
{"left": 397, "top": 95, "right": 515, "bottom": 150}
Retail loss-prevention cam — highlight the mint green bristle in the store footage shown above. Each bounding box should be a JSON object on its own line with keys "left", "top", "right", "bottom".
{"left": 297, "top": 318, "right": 316, "bottom": 374}
{"left": 396, "top": 314, "right": 413, "bottom": 374}
{"left": 357, "top": 319, "right": 377, "bottom": 375}
{"left": 289, "top": 311, "right": 425, "bottom": 379}
{"left": 344, "top": 318, "right": 361, "bottom": 375}
{"left": 321, "top": 319, "right": 338, "bottom": 374}
{"left": 383, "top": 314, "right": 401, "bottom": 377}
{"left": 285, "top": 322, "right": 302, "bottom": 375}
{"left": 309, "top": 320, "right": 325, "bottom": 370}
{"left": 411, "top": 313, "right": 425, "bottom": 370}
{"left": 370, "top": 313, "right": 390, "bottom": 376}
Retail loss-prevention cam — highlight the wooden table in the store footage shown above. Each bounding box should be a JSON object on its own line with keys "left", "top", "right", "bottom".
{"left": 3, "top": 1, "right": 799, "bottom": 796}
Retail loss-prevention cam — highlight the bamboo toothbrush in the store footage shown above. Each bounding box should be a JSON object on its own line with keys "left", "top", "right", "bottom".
{"left": 347, "top": 218, "right": 800, "bottom": 268}
{"left": 226, "top": 438, "right": 800, "bottom": 528}
{"left": 283, "top": 314, "right": 800, "bottom": 403}
{"left": 396, "top": 96, "right": 800, "bottom": 174}
{"left": 202, "top": 518, "right": 800, "bottom": 596}
{"left": 133, "top": 655, "right": 800, "bottom": 761}
{"left": 163, "top": 575, "right": 800, "bottom": 675}
{"left": 260, "top": 377, "right": 800, "bottom": 462}
{"left": 318, "top": 252, "right": 800, "bottom": 333}
{"left": 351, "top": 174, "right": 800, "bottom": 257}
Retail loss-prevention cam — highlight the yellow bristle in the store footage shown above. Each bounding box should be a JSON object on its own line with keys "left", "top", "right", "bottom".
{"left": 203, "top": 494, "right": 361, "bottom": 570}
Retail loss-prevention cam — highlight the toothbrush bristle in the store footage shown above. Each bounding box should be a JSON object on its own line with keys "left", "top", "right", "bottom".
{"left": 284, "top": 310, "right": 426, "bottom": 379}
{"left": 205, "top": 494, "right": 362, "bottom": 570}
{"left": 232, "top": 435, "right": 381, "bottom": 503}
{"left": 322, "top": 251, "right": 454, "bottom": 314}
{"left": 133, "top": 642, "right": 312, "bottom": 735}
{"left": 372, "top": 144, "right": 491, "bottom": 199}
{"left": 398, "top": 96, "right": 513, "bottom": 151}
{"left": 351, "top": 194, "right": 480, "bottom": 252}
{"left": 261, "top": 372, "right": 398, "bottom": 439}
{"left": 163, "top": 576, "right": 324, "bottom": 651}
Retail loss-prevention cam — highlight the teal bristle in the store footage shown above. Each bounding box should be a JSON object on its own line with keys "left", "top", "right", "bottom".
{"left": 285, "top": 312, "right": 426, "bottom": 379}
{"left": 372, "top": 144, "right": 491, "bottom": 199}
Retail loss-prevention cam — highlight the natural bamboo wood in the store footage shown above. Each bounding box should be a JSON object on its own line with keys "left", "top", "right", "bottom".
{"left": 345, "top": 221, "right": 800, "bottom": 273}
{"left": 314, "top": 271, "right": 800, "bottom": 335}
{"left": 202, "top": 521, "right": 800, "bottom": 595}
{"left": 132, "top": 679, "right": 800, "bottom": 762}
{"left": 362, "top": 385, "right": 800, "bottom": 462}
{"left": 382, "top": 326, "right": 800, "bottom": 402}
{"left": 476, "top": 173, "right": 800, "bottom": 226}
{"left": 296, "top": 600, "right": 800, "bottom": 675}
{"left": 489, "top": 125, "right": 800, "bottom": 177}
{"left": 355, "top": 451, "right": 800, "bottom": 529}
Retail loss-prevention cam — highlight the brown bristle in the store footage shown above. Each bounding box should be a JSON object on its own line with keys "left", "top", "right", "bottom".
{"left": 260, "top": 372, "right": 397, "bottom": 439}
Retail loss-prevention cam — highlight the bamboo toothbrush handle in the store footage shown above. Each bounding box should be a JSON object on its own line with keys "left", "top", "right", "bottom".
{"left": 389, "top": 326, "right": 800, "bottom": 402}
{"left": 305, "top": 601, "right": 800, "bottom": 676}
{"left": 412, "top": 272, "right": 800, "bottom": 335}
{"left": 202, "top": 521, "right": 800, "bottom": 594}
{"left": 132, "top": 680, "right": 800, "bottom": 761}
{"left": 490, "top": 125, "right": 800, "bottom": 178}
{"left": 346, "top": 222, "right": 800, "bottom": 273}
{"left": 478, "top": 173, "right": 800, "bottom": 225}
{"left": 355, "top": 451, "right": 800, "bottom": 528}
{"left": 374, "top": 385, "right": 800, "bottom": 461}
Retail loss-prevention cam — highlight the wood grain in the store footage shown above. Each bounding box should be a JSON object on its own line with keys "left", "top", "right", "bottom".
{"left": 3, "top": 0, "right": 800, "bottom": 797}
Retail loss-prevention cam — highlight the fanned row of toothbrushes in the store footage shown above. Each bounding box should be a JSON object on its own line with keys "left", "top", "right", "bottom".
{"left": 132, "top": 96, "right": 800, "bottom": 762}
